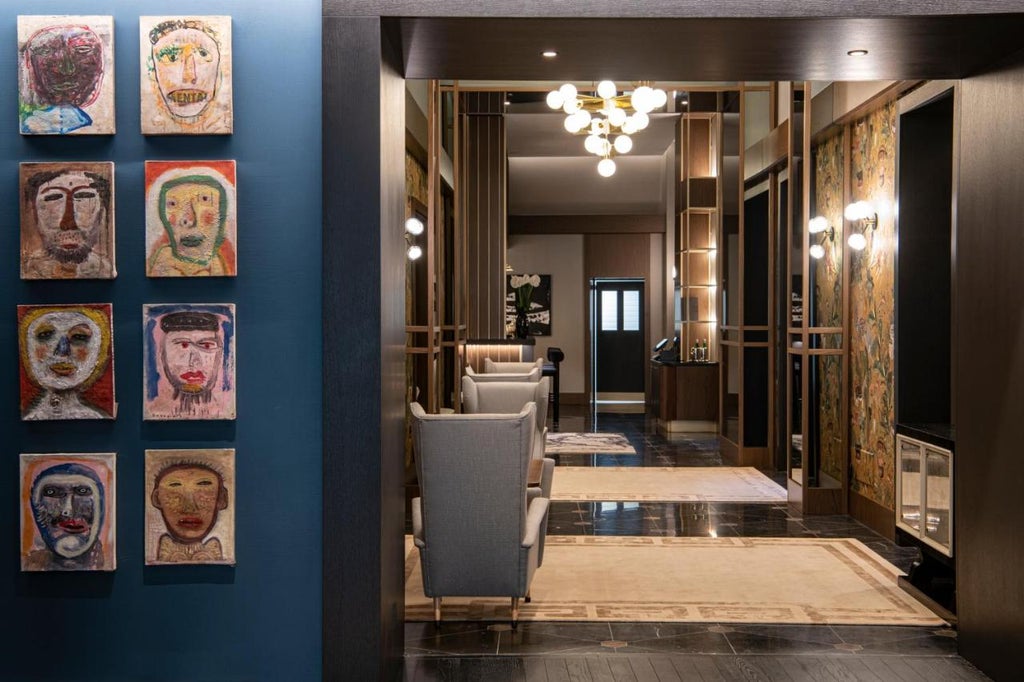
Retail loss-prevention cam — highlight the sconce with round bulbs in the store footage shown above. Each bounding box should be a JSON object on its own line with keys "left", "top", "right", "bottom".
{"left": 843, "top": 201, "right": 878, "bottom": 251}
{"left": 405, "top": 216, "right": 425, "bottom": 260}
{"left": 807, "top": 216, "right": 835, "bottom": 260}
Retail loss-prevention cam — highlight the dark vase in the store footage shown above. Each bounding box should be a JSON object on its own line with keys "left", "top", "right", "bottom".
{"left": 515, "top": 310, "right": 530, "bottom": 338}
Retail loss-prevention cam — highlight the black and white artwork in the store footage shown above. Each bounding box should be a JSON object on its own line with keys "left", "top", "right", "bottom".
{"left": 506, "top": 273, "right": 551, "bottom": 336}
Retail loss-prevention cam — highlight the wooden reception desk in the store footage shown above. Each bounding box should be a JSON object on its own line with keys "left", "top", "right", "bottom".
{"left": 649, "top": 360, "right": 719, "bottom": 433}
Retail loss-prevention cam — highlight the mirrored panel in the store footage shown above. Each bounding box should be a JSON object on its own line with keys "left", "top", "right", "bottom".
{"left": 722, "top": 344, "right": 741, "bottom": 443}
{"left": 788, "top": 353, "right": 803, "bottom": 483}
{"left": 803, "top": 353, "right": 844, "bottom": 488}
{"left": 898, "top": 439, "right": 922, "bottom": 533}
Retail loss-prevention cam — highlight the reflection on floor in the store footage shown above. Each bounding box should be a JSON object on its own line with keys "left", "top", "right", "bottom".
{"left": 404, "top": 407, "right": 983, "bottom": 681}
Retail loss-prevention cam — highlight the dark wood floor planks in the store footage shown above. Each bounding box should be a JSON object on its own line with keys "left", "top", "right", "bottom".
{"left": 404, "top": 655, "right": 990, "bottom": 681}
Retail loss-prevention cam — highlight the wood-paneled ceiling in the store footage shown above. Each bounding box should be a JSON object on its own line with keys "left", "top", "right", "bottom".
{"left": 390, "top": 14, "right": 1024, "bottom": 82}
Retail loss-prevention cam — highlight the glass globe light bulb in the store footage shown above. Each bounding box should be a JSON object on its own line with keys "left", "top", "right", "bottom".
{"left": 848, "top": 232, "right": 867, "bottom": 250}
{"left": 620, "top": 118, "right": 638, "bottom": 135}
{"left": 564, "top": 115, "right": 583, "bottom": 133}
{"left": 808, "top": 216, "right": 828, "bottom": 234}
{"left": 597, "top": 158, "right": 616, "bottom": 177}
{"left": 652, "top": 88, "right": 668, "bottom": 108}
{"left": 575, "top": 109, "right": 592, "bottom": 127}
{"left": 407, "top": 244, "right": 423, "bottom": 260}
{"left": 558, "top": 83, "right": 577, "bottom": 101}
{"left": 632, "top": 111, "right": 650, "bottom": 130}
{"left": 631, "top": 86, "right": 654, "bottom": 113}
{"left": 613, "top": 134, "right": 633, "bottom": 154}
{"left": 597, "top": 80, "right": 617, "bottom": 99}
{"left": 607, "top": 107, "right": 627, "bottom": 127}
{"left": 584, "top": 134, "right": 601, "bottom": 154}
{"left": 562, "top": 99, "right": 579, "bottom": 115}
{"left": 405, "top": 217, "right": 425, "bottom": 235}
{"left": 546, "top": 90, "right": 564, "bottom": 110}
{"left": 809, "top": 243, "right": 825, "bottom": 259}
{"left": 845, "top": 200, "right": 873, "bottom": 221}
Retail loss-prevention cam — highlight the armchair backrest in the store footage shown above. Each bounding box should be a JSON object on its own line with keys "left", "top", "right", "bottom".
{"left": 483, "top": 358, "right": 545, "bottom": 374}
{"left": 461, "top": 377, "right": 549, "bottom": 458}
{"left": 464, "top": 366, "right": 541, "bottom": 383}
{"left": 410, "top": 402, "right": 536, "bottom": 586}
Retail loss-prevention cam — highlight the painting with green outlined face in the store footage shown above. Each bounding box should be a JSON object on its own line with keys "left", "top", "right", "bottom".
{"left": 139, "top": 16, "right": 232, "bottom": 135}
{"left": 145, "top": 160, "right": 236, "bottom": 277}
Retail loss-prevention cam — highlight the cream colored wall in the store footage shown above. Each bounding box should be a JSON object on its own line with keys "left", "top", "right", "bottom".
{"left": 507, "top": 234, "right": 586, "bottom": 393}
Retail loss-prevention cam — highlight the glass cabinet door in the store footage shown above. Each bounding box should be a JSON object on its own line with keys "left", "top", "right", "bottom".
{"left": 898, "top": 438, "right": 922, "bottom": 533}
{"left": 924, "top": 447, "right": 952, "bottom": 553}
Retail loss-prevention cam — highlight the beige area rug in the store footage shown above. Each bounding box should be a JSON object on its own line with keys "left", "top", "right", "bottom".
{"left": 405, "top": 536, "right": 944, "bottom": 626}
{"left": 545, "top": 432, "right": 636, "bottom": 455}
{"left": 550, "top": 466, "right": 788, "bottom": 503}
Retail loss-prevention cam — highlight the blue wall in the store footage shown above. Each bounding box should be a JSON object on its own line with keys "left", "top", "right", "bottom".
{"left": 0, "top": 3, "right": 322, "bottom": 680}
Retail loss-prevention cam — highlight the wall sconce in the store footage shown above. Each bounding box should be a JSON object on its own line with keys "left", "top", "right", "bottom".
{"left": 844, "top": 201, "right": 878, "bottom": 251}
{"left": 405, "top": 216, "right": 424, "bottom": 260}
{"left": 807, "top": 216, "right": 835, "bottom": 260}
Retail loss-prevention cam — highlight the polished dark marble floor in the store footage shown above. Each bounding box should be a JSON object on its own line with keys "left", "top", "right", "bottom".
{"left": 405, "top": 407, "right": 977, "bottom": 680}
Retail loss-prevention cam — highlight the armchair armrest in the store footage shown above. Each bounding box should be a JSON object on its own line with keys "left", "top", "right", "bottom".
{"left": 521, "top": 496, "right": 550, "bottom": 548}
{"left": 411, "top": 497, "right": 425, "bottom": 548}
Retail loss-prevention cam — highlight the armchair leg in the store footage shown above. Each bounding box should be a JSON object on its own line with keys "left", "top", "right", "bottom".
{"left": 433, "top": 597, "right": 442, "bottom": 626}
{"left": 511, "top": 597, "right": 520, "bottom": 630}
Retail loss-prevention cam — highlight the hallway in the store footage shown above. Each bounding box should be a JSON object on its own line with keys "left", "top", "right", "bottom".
{"left": 403, "top": 408, "right": 982, "bottom": 680}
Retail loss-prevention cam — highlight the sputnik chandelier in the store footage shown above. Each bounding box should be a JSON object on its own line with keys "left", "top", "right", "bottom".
{"left": 546, "top": 80, "right": 668, "bottom": 177}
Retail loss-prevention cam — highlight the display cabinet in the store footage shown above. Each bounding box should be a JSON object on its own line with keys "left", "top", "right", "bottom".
{"left": 896, "top": 434, "right": 953, "bottom": 557}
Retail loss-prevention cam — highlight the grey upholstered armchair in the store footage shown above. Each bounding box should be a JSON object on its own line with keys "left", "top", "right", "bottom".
{"left": 410, "top": 402, "right": 549, "bottom": 627}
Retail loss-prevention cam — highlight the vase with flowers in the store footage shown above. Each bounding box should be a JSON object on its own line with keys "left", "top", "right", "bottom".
{"left": 509, "top": 274, "right": 540, "bottom": 338}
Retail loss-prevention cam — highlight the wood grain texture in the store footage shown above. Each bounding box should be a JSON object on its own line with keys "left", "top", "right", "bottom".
{"left": 956, "top": 47, "right": 1024, "bottom": 682}
{"left": 326, "top": 1, "right": 1024, "bottom": 18}
{"left": 509, "top": 214, "right": 664, "bottom": 235}
{"left": 393, "top": 15, "right": 1024, "bottom": 81}
{"left": 322, "top": 16, "right": 405, "bottom": 682}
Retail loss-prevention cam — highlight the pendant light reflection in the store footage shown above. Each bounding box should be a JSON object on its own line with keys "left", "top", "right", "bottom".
{"left": 807, "top": 215, "right": 835, "bottom": 260}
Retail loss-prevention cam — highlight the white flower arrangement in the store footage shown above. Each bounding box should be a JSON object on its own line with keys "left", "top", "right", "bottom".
{"left": 510, "top": 273, "right": 541, "bottom": 312}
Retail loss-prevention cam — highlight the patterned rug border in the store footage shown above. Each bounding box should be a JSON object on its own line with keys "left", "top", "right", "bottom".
{"left": 404, "top": 536, "right": 944, "bottom": 626}
{"left": 550, "top": 466, "right": 788, "bottom": 503}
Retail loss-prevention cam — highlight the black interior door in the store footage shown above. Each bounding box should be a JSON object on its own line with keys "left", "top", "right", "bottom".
{"left": 593, "top": 280, "right": 645, "bottom": 396}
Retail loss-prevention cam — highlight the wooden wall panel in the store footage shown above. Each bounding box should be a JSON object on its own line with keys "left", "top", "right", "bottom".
{"left": 463, "top": 92, "right": 507, "bottom": 339}
{"left": 956, "top": 49, "right": 1024, "bottom": 681}
{"left": 322, "top": 17, "right": 405, "bottom": 681}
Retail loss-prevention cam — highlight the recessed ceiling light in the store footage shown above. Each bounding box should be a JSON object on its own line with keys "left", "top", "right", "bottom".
{"left": 541, "top": 50, "right": 557, "bottom": 58}
{"left": 504, "top": 100, "right": 511, "bottom": 106}
{"left": 847, "top": 49, "right": 869, "bottom": 57}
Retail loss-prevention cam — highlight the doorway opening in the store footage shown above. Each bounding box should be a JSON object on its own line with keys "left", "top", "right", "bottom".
{"left": 590, "top": 278, "right": 646, "bottom": 412}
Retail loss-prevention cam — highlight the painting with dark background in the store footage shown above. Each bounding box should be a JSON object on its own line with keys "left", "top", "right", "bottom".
{"left": 506, "top": 273, "right": 551, "bottom": 336}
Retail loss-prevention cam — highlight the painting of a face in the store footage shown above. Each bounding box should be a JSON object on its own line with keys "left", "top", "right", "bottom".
{"left": 21, "top": 454, "right": 116, "bottom": 572}
{"left": 26, "top": 310, "right": 103, "bottom": 391}
{"left": 27, "top": 25, "right": 103, "bottom": 107}
{"left": 18, "top": 304, "right": 115, "bottom": 421}
{"left": 145, "top": 161, "right": 236, "bottom": 277}
{"left": 19, "top": 16, "right": 115, "bottom": 135}
{"left": 160, "top": 178, "right": 225, "bottom": 264}
{"left": 145, "top": 449, "right": 234, "bottom": 565}
{"left": 32, "top": 468, "right": 101, "bottom": 558}
{"left": 161, "top": 322, "right": 224, "bottom": 396}
{"left": 152, "top": 26, "right": 219, "bottom": 119}
{"left": 140, "top": 16, "right": 232, "bottom": 135}
{"left": 151, "top": 464, "right": 227, "bottom": 542}
{"left": 143, "top": 304, "right": 235, "bottom": 421}
{"left": 34, "top": 171, "right": 105, "bottom": 262}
